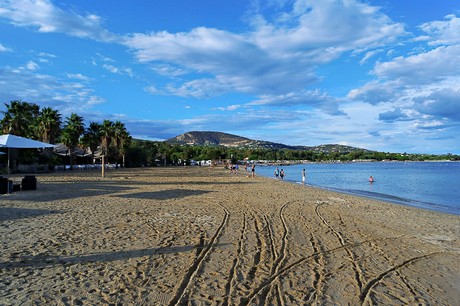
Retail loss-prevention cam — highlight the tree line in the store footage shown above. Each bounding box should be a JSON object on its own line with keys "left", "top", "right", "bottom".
{"left": 1, "top": 100, "right": 131, "bottom": 169}
{"left": 127, "top": 139, "right": 460, "bottom": 167}
{"left": 1, "top": 100, "right": 458, "bottom": 171}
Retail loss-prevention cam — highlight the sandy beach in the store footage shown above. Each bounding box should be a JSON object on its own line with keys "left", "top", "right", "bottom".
{"left": 1, "top": 166, "right": 459, "bottom": 305}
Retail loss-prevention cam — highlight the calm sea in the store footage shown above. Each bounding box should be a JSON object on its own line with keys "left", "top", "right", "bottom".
{"left": 255, "top": 162, "right": 460, "bottom": 216}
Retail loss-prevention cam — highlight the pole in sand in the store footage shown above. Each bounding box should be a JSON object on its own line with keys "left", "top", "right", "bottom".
{"left": 102, "top": 155, "right": 105, "bottom": 178}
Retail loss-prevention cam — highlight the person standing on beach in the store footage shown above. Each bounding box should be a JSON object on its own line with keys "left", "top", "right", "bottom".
{"left": 302, "top": 168, "right": 306, "bottom": 184}
{"left": 280, "top": 169, "right": 285, "bottom": 179}
{"left": 274, "top": 167, "right": 279, "bottom": 179}
{"left": 251, "top": 163, "right": 255, "bottom": 178}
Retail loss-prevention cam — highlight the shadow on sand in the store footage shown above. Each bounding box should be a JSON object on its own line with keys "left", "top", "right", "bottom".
{"left": 2, "top": 178, "right": 253, "bottom": 202}
{"left": 0, "top": 207, "right": 62, "bottom": 222}
{"left": 0, "top": 243, "right": 231, "bottom": 270}
{"left": 117, "top": 189, "right": 212, "bottom": 200}
{"left": 2, "top": 180, "right": 136, "bottom": 202}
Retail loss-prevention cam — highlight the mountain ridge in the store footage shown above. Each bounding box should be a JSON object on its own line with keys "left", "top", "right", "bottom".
{"left": 166, "top": 131, "right": 373, "bottom": 154}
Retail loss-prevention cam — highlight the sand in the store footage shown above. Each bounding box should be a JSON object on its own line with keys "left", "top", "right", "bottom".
{"left": 1, "top": 167, "right": 459, "bottom": 305}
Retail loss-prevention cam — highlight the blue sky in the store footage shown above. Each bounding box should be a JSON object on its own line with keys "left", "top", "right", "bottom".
{"left": 1, "top": 0, "right": 459, "bottom": 154}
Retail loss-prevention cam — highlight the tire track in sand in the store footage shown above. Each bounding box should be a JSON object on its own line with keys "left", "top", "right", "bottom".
{"left": 244, "top": 203, "right": 291, "bottom": 305}
{"left": 289, "top": 202, "right": 328, "bottom": 304}
{"left": 315, "top": 201, "right": 364, "bottom": 293}
{"left": 168, "top": 203, "right": 229, "bottom": 306}
{"left": 359, "top": 252, "right": 444, "bottom": 305}
{"left": 242, "top": 211, "right": 275, "bottom": 305}
{"left": 241, "top": 237, "right": 400, "bottom": 305}
{"left": 264, "top": 214, "right": 278, "bottom": 262}
{"left": 222, "top": 212, "right": 247, "bottom": 306}
{"left": 305, "top": 233, "right": 327, "bottom": 304}
{"left": 364, "top": 239, "right": 424, "bottom": 303}
{"left": 247, "top": 213, "right": 263, "bottom": 281}
{"left": 266, "top": 203, "right": 290, "bottom": 305}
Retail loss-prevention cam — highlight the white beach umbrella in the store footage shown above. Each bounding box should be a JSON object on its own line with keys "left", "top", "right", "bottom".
{"left": 0, "top": 134, "right": 55, "bottom": 193}
{"left": 0, "top": 134, "right": 56, "bottom": 149}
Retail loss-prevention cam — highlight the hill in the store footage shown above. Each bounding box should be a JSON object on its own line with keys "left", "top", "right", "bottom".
{"left": 166, "top": 131, "right": 254, "bottom": 147}
{"left": 166, "top": 131, "right": 373, "bottom": 154}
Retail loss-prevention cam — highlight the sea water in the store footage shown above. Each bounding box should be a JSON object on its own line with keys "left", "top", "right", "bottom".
{"left": 255, "top": 162, "right": 460, "bottom": 215}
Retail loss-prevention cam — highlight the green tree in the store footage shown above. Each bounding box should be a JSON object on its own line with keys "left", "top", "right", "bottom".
{"left": 37, "top": 107, "right": 61, "bottom": 143}
{"left": 99, "top": 120, "right": 115, "bottom": 161}
{"left": 81, "top": 122, "right": 101, "bottom": 163}
{"left": 113, "top": 121, "right": 131, "bottom": 167}
{"left": 61, "top": 113, "right": 85, "bottom": 170}
{"left": 1, "top": 100, "right": 39, "bottom": 137}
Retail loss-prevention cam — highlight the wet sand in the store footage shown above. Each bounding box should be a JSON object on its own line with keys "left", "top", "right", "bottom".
{"left": 1, "top": 167, "right": 459, "bottom": 305}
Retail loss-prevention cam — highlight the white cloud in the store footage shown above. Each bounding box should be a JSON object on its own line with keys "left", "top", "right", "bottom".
{"left": 419, "top": 14, "right": 460, "bottom": 45}
{"left": 349, "top": 13, "right": 460, "bottom": 108}
{"left": 96, "top": 53, "right": 115, "bottom": 63}
{"left": 164, "top": 78, "right": 234, "bottom": 98}
{"left": 144, "top": 85, "right": 160, "bottom": 95}
{"left": 350, "top": 44, "right": 460, "bottom": 114}
{"left": 359, "top": 49, "right": 382, "bottom": 65}
{"left": 0, "top": 65, "right": 104, "bottom": 114}
{"left": 38, "top": 52, "right": 56, "bottom": 58}
{"left": 87, "top": 95, "right": 106, "bottom": 106}
{"left": 124, "top": 0, "right": 406, "bottom": 98}
{"left": 214, "top": 104, "right": 242, "bottom": 111}
{"left": 372, "top": 45, "right": 460, "bottom": 83}
{"left": 251, "top": 0, "right": 405, "bottom": 54}
{"left": 103, "top": 64, "right": 119, "bottom": 74}
{"left": 346, "top": 12, "right": 460, "bottom": 148}
{"left": 378, "top": 108, "right": 411, "bottom": 123}
{"left": 0, "top": 43, "right": 11, "bottom": 52}
{"left": 414, "top": 88, "right": 460, "bottom": 121}
{"left": 347, "top": 80, "right": 403, "bottom": 105}
{"left": 66, "top": 73, "right": 91, "bottom": 82}
{"left": 102, "top": 63, "right": 134, "bottom": 77}
{"left": 26, "top": 60, "right": 39, "bottom": 70}
{"left": 0, "top": 0, "right": 116, "bottom": 41}
{"left": 348, "top": 46, "right": 460, "bottom": 148}
{"left": 152, "top": 64, "right": 189, "bottom": 77}
{"left": 249, "top": 89, "right": 345, "bottom": 115}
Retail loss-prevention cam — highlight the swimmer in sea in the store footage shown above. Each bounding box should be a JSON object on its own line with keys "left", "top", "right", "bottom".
{"left": 369, "top": 175, "right": 374, "bottom": 182}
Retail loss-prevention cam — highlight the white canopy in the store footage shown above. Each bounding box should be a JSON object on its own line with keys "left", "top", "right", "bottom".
{"left": 0, "top": 134, "right": 55, "bottom": 149}
{"left": 0, "top": 134, "right": 55, "bottom": 194}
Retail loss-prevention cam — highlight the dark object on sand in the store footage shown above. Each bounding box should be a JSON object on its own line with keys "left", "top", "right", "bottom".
{"left": 22, "top": 175, "right": 37, "bottom": 190}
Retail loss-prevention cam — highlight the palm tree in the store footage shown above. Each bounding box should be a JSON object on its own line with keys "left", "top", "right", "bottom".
{"left": 61, "top": 113, "right": 85, "bottom": 170}
{"left": 157, "top": 142, "right": 172, "bottom": 166}
{"left": 0, "top": 100, "right": 39, "bottom": 137}
{"left": 81, "top": 122, "right": 101, "bottom": 163}
{"left": 99, "top": 120, "right": 114, "bottom": 158}
{"left": 113, "top": 121, "right": 131, "bottom": 168}
{"left": 37, "top": 107, "right": 62, "bottom": 144}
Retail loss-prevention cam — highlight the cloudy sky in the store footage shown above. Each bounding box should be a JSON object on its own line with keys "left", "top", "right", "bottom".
{"left": 1, "top": 0, "right": 459, "bottom": 154}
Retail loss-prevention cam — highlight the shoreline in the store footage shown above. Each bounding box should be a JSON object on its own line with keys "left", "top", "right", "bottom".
{"left": 1, "top": 167, "right": 459, "bottom": 305}
{"left": 253, "top": 161, "right": 460, "bottom": 216}
{"left": 252, "top": 159, "right": 460, "bottom": 166}
{"left": 262, "top": 176, "right": 460, "bottom": 216}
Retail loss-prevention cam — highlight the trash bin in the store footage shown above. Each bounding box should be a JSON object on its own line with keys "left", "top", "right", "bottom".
{"left": 22, "top": 175, "right": 37, "bottom": 190}
{"left": 0, "top": 177, "right": 13, "bottom": 194}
